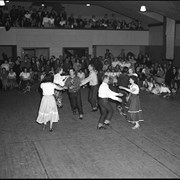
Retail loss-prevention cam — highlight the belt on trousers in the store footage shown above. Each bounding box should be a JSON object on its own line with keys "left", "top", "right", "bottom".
{"left": 69, "top": 89, "right": 80, "bottom": 93}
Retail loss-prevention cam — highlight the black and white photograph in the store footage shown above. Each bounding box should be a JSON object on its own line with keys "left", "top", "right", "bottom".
{"left": 0, "top": 0, "right": 180, "bottom": 178}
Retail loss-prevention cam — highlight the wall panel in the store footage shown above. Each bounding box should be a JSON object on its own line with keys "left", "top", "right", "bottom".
{"left": 0, "top": 28, "right": 149, "bottom": 58}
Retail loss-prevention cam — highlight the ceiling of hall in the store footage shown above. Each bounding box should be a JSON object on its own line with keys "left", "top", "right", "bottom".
{"left": 8, "top": 1, "right": 180, "bottom": 25}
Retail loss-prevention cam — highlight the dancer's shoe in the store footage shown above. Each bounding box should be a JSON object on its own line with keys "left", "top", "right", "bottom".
{"left": 97, "top": 125, "right": 106, "bottom": 130}
{"left": 132, "top": 123, "right": 140, "bottom": 129}
{"left": 49, "top": 128, "right": 53, "bottom": 132}
{"left": 79, "top": 114, "right": 83, "bottom": 119}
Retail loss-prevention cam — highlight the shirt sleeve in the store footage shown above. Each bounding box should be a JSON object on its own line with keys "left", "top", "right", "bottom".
{"left": 106, "top": 87, "right": 120, "bottom": 101}
{"left": 81, "top": 74, "right": 91, "bottom": 85}
{"left": 167, "top": 87, "right": 171, "bottom": 93}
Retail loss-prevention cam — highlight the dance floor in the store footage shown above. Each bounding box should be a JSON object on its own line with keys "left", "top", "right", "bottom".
{"left": 0, "top": 88, "right": 180, "bottom": 178}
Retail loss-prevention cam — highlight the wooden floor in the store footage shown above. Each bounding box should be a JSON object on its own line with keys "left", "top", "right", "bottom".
{"left": 0, "top": 87, "right": 180, "bottom": 178}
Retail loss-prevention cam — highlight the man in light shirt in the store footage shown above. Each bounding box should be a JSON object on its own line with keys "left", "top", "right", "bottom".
{"left": 81, "top": 64, "right": 99, "bottom": 111}
{"left": 98, "top": 75, "right": 123, "bottom": 129}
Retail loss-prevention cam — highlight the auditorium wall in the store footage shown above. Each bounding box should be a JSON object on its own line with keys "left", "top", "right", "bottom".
{"left": 147, "top": 24, "right": 180, "bottom": 68}
{"left": 0, "top": 28, "right": 149, "bottom": 59}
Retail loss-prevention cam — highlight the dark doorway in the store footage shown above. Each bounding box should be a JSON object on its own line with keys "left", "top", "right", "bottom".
{"left": 22, "top": 48, "right": 49, "bottom": 61}
{"left": 0, "top": 45, "right": 17, "bottom": 62}
{"left": 63, "top": 48, "right": 88, "bottom": 58}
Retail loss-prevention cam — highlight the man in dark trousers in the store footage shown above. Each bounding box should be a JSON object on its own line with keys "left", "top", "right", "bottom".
{"left": 98, "top": 74, "right": 123, "bottom": 129}
{"left": 117, "top": 66, "right": 130, "bottom": 118}
{"left": 80, "top": 63, "right": 99, "bottom": 111}
{"left": 64, "top": 68, "right": 83, "bottom": 119}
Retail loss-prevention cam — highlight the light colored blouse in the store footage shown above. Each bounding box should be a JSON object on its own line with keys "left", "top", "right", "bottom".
{"left": 20, "top": 72, "right": 30, "bottom": 80}
{"left": 130, "top": 84, "right": 139, "bottom": 94}
{"left": 8, "top": 72, "right": 16, "bottom": 79}
{"left": 41, "top": 82, "right": 56, "bottom": 96}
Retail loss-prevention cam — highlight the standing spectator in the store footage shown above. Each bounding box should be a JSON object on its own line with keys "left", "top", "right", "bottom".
{"left": 137, "top": 51, "right": 144, "bottom": 64}
{"left": 91, "top": 56, "right": 103, "bottom": 72}
{"left": 171, "top": 67, "right": 178, "bottom": 90}
{"left": 49, "top": 15, "right": 55, "bottom": 27}
{"left": 59, "top": 16, "right": 66, "bottom": 28}
{"left": 165, "top": 62, "right": 173, "bottom": 89}
{"left": 118, "top": 49, "right": 126, "bottom": 60}
{"left": 17, "top": 5, "right": 25, "bottom": 27}
{"left": 44, "top": 60, "right": 51, "bottom": 73}
{"left": 42, "top": 13, "right": 50, "bottom": 27}
{"left": 77, "top": 69, "right": 85, "bottom": 82}
{"left": 10, "top": 5, "right": 18, "bottom": 27}
{"left": 8, "top": 57, "right": 14, "bottom": 69}
{"left": 0, "top": 68, "right": 8, "bottom": 91}
{"left": 175, "top": 68, "right": 180, "bottom": 94}
{"left": 13, "top": 59, "right": 21, "bottom": 84}
{"left": 63, "top": 56, "right": 73, "bottom": 74}
{"left": 23, "top": 11, "right": 32, "bottom": 27}
{"left": 80, "top": 56, "right": 88, "bottom": 72}
{"left": 67, "top": 13, "right": 75, "bottom": 28}
{"left": 20, "top": 55, "right": 31, "bottom": 70}
{"left": 53, "top": 58, "right": 62, "bottom": 72}
{"left": 73, "top": 58, "right": 81, "bottom": 73}
{"left": 36, "top": 7, "right": 43, "bottom": 27}
{"left": 31, "top": 8, "right": 37, "bottom": 27}
{"left": 39, "top": 55, "right": 46, "bottom": 65}
{"left": 104, "top": 49, "right": 113, "bottom": 59}
{"left": 60, "top": 7, "right": 67, "bottom": 21}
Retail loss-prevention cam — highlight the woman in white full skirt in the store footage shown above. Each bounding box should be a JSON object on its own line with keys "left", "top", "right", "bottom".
{"left": 36, "top": 73, "right": 64, "bottom": 132}
{"left": 36, "top": 95, "right": 59, "bottom": 124}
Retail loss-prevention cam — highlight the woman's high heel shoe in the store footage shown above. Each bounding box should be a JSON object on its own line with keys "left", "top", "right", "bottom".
{"left": 132, "top": 122, "right": 140, "bottom": 129}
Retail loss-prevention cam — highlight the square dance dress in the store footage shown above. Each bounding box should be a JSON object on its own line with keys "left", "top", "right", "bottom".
{"left": 36, "top": 82, "right": 59, "bottom": 125}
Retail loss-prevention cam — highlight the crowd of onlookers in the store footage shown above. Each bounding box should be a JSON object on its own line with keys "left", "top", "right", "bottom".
{"left": 0, "top": 49, "right": 180, "bottom": 99}
{"left": 0, "top": 4, "right": 144, "bottom": 30}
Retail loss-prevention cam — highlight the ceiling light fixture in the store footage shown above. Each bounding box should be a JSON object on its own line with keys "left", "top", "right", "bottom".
{"left": 0, "top": 0, "right": 5, "bottom": 6}
{"left": 41, "top": 3, "right": 45, "bottom": 7}
{"left": 140, "top": 5, "right": 146, "bottom": 12}
{"left": 86, "top": 3, "right": 90, "bottom": 7}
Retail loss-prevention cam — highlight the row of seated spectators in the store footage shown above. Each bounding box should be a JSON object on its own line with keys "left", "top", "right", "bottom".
{"left": 0, "top": 5, "right": 144, "bottom": 30}
{"left": 0, "top": 51, "right": 180, "bottom": 96}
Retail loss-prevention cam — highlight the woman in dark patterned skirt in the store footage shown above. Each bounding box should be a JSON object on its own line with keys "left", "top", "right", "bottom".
{"left": 119, "top": 75, "right": 144, "bottom": 129}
